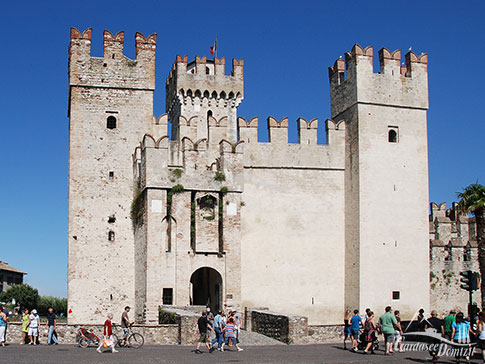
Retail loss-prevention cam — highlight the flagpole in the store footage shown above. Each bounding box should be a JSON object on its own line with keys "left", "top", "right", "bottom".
{"left": 215, "top": 37, "right": 218, "bottom": 59}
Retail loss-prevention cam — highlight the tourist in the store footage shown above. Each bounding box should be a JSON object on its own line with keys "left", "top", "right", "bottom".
{"left": 452, "top": 312, "right": 472, "bottom": 362}
{"left": 350, "top": 309, "right": 362, "bottom": 352}
{"left": 363, "top": 311, "right": 377, "bottom": 354}
{"left": 0, "top": 307, "right": 7, "bottom": 347}
{"left": 46, "top": 307, "right": 58, "bottom": 345}
{"left": 379, "top": 306, "right": 397, "bottom": 355}
{"left": 211, "top": 310, "right": 224, "bottom": 351}
{"left": 343, "top": 309, "right": 352, "bottom": 349}
{"left": 476, "top": 312, "right": 485, "bottom": 363}
{"left": 363, "top": 308, "right": 371, "bottom": 324}
{"left": 417, "top": 308, "right": 425, "bottom": 330}
{"left": 393, "top": 310, "right": 404, "bottom": 353}
{"left": 96, "top": 313, "right": 118, "bottom": 353}
{"left": 1, "top": 305, "right": 7, "bottom": 345}
{"left": 121, "top": 306, "right": 131, "bottom": 346}
{"left": 443, "top": 309, "right": 456, "bottom": 341}
{"left": 233, "top": 310, "right": 241, "bottom": 342}
{"left": 221, "top": 317, "right": 243, "bottom": 352}
{"left": 28, "top": 309, "right": 40, "bottom": 345}
{"left": 195, "top": 311, "right": 214, "bottom": 354}
{"left": 425, "top": 310, "right": 442, "bottom": 361}
{"left": 21, "top": 308, "right": 29, "bottom": 344}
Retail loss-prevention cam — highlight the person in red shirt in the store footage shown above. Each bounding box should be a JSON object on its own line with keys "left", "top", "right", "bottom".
{"left": 97, "top": 313, "right": 118, "bottom": 353}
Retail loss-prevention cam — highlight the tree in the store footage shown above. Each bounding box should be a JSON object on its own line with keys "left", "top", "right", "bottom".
{"left": 38, "top": 296, "right": 68, "bottom": 316}
{"left": 0, "top": 284, "right": 39, "bottom": 310}
{"left": 457, "top": 183, "right": 485, "bottom": 306}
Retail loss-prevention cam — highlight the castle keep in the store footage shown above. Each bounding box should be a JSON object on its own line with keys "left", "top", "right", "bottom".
{"left": 68, "top": 28, "right": 430, "bottom": 325}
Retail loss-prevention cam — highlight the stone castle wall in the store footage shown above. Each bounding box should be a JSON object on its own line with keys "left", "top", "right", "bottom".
{"left": 68, "top": 28, "right": 431, "bottom": 327}
{"left": 429, "top": 202, "right": 479, "bottom": 315}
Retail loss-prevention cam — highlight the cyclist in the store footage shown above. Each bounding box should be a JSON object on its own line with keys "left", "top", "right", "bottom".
{"left": 121, "top": 306, "right": 132, "bottom": 346}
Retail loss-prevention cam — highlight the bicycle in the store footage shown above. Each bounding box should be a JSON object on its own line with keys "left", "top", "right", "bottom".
{"left": 112, "top": 324, "right": 144, "bottom": 349}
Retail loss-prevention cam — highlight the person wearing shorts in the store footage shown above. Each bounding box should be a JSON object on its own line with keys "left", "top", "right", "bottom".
{"left": 379, "top": 306, "right": 397, "bottom": 355}
{"left": 28, "top": 309, "right": 40, "bottom": 345}
{"left": 195, "top": 311, "right": 214, "bottom": 354}
{"left": 221, "top": 318, "right": 243, "bottom": 352}
{"left": 350, "top": 309, "right": 362, "bottom": 352}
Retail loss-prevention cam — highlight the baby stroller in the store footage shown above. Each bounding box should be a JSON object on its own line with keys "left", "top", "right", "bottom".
{"left": 76, "top": 327, "right": 101, "bottom": 348}
{"left": 357, "top": 329, "right": 379, "bottom": 352}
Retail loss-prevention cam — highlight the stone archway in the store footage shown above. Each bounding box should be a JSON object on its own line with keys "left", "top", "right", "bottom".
{"left": 190, "top": 267, "right": 223, "bottom": 312}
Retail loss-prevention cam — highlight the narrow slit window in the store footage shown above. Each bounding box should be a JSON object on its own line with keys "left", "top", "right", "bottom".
{"left": 206, "top": 67, "right": 210, "bottom": 75}
{"left": 109, "top": 171, "right": 114, "bottom": 180}
{"left": 107, "top": 116, "right": 117, "bottom": 129}
{"left": 108, "top": 230, "right": 115, "bottom": 241}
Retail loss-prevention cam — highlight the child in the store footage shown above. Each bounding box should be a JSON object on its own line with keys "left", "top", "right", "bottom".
{"left": 221, "top": 318, "right": 243, "bottom": 352}
{"left": 97, "top": 313, "right": 118, "bottom": 353}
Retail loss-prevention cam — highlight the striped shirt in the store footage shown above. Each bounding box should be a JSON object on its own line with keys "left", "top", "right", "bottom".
{"left": 224, "top": 323, "right": 236, "bottom": 337}
{"left": 452, "top": 321, "right": 470, "bottom": 343}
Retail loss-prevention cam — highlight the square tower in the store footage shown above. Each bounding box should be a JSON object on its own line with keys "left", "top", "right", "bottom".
{"left": 68, "top": 28, "right": 156, "bottom": 323}
{"left": 166, "top": 56, "right": 244, "bottom": 148}
{"left": 329, "top": 45, "right": 430, "bottom": 317}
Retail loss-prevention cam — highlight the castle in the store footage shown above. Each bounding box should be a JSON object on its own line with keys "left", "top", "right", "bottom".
{"left": 429, "top": 202, "right": 480, "bottom": 315}
{"left": 67, "top": 27, "right": 431, "bottom": 325}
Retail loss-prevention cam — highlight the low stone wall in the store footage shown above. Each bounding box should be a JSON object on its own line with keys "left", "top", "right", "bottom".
{"left": 161, "top": 307, "right": 200, "bottom": 345}
{"left": 300, "top": 324, "right": 343, "bottom": 344}
{"left": 2, "top": 322, "right": 179, "bottom": 345}
{"left": 248, "top": 308, "right": 343, "bottom": 344}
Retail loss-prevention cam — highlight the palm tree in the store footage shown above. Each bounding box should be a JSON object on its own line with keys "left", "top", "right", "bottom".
{"left": 457, "top": 183, "right": 485, "bottom": 306}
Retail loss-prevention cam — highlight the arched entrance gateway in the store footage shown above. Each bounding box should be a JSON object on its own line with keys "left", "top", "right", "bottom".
{"left": 190, "top": 267, "right": 223, "bottom": 312}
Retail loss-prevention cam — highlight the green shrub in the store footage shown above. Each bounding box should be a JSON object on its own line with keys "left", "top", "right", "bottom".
{"left": 214, "top": 171, "right": 226, "bottom": 182}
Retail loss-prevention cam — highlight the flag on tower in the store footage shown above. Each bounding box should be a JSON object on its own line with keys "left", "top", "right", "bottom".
{"left": 210, "top": 38, "right": 218, "bottom": 57}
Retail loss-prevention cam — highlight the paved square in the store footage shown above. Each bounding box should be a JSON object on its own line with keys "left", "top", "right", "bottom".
{"left": 0, "top": 343, "right": 472, "bottom": 364}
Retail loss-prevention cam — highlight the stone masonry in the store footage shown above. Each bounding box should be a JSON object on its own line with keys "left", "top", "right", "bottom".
{"left": 68, "top": 28, "right": 431, "bottom": 326}
{"left": 429, "top": 202, "right": 479, "bottom": 315}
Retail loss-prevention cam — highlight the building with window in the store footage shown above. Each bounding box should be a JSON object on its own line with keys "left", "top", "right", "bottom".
{"left": 429, "top": 202, "right": 479, "bottom": 315}
{"left": 0, "top": 261, "right": 26, "bottom": 294}
{"left": 67, "top": 28, "right": 430, "bottom": 325}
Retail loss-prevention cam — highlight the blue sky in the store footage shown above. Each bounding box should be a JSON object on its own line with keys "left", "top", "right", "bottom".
{"left": 0, "top": 0, "right": 483, "bottom": 297}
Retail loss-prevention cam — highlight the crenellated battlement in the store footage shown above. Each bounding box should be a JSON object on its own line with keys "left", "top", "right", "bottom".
{"left": 69, "top": 27, "right": 157, "bottom": 90}
{"left": 329, "top": 44, "right": 428, "bottom": 117}
{"left": 165, "top": 55, "right": 244, "bottom": 116}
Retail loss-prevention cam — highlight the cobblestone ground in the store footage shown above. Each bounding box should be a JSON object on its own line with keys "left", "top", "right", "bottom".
{"left": 0, "top": 343, "right": 475, "bottom": 364}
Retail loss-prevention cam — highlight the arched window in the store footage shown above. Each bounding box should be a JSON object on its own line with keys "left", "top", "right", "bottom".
{"left": 388, "top": 126, "right": 399, "bottom": 143}
{"left": 388, "top": 129, "right": 397, "bottom": 143}
{"left": 107, "top": 116, "right": 117, "bottom": 129}
{"left": 207, "top": 110, "right": 213, "bottom": 120}
{"left": 108, "top": 230, "right": 115, "bottom": 242}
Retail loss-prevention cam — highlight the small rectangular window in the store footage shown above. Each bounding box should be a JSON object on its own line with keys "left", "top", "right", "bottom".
{"left": 163, "top": 288, "right": 173, "bottom": 305}
{"left": 392, "top": 291, "right": 400, "bottom": 300}
{"left": 109, "top": 171, "right": 114, "bottom": 180}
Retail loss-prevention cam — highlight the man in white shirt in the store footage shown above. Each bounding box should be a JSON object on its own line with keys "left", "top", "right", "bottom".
{"left": 28, "top": 309, "right": 40, "bottom": 345}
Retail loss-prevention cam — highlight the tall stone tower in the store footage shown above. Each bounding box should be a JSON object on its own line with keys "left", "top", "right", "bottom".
{"left": 166, "top": 56, "right": 244, "bottom": 149}
{"left": 67, "top": 28, "right": 156, "bottom": 323}
{"left": 329, "top": 45, "right": 430, "bottom": 315}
